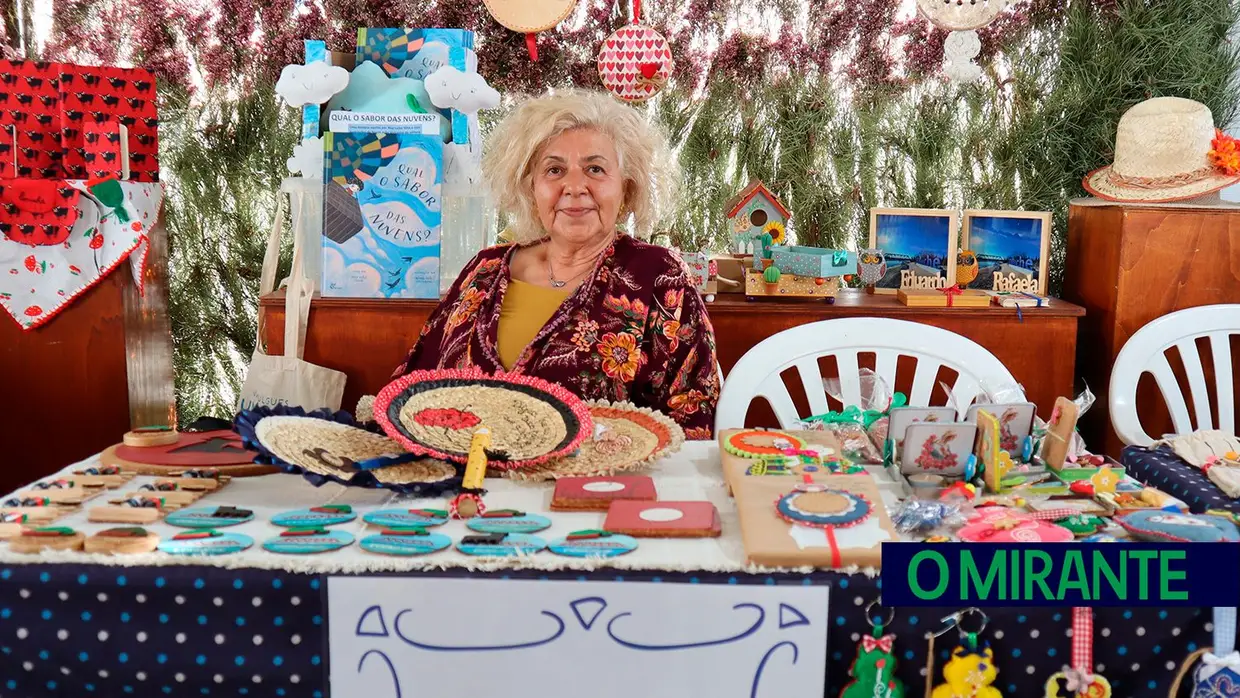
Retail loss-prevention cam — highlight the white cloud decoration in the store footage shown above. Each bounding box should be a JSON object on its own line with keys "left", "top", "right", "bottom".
{"left": 287, "top": 137, "right": 324, "bottom": 179}
{"left": 276, "top": 62, "right": 350, "bottom": 107}
{"left": 424, "top": 66, "right": 500, "bottom": 115}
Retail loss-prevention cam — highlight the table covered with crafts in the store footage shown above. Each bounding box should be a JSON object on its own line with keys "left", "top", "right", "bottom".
{"left": 0, "top": 446, "right": 1220, "bottom": 698}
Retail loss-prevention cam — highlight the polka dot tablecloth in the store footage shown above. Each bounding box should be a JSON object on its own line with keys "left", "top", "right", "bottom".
{"left": 1122, "top": 445, "right": 1240, "bottom": 514}
{"left": 0, "top": 565, "right": 1212, "bottom": 697}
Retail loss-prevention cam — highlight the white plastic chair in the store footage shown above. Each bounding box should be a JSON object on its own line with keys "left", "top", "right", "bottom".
{"left": 715, "top": 317, "right": 1017, "bottom": 431}
{"left": 1109, "top": 304, "right": 1240, "bottom": 446}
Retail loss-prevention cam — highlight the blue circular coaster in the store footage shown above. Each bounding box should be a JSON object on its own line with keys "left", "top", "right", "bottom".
{"left": 456, "top": 533, "right": 546, "bottom": 557}
{"left": 165, "top": 507, "right": 254, "bottom": 529}
{"left": 271, "top": 508, "right": 356, "bottom": 527}
{"left": 360, "top": 531, "right": 451, "bottom": 556}
{"left": 548, "top": 534, "right": 637, "bottom": 558}
{"left": 362, "top": 508, "right": 449, "bottom": 528}
{"left": 262, "top": 530, "right": 355, "bottom": 555}
{"left": 465, "top": 514, "right": 551, "bottom": 534}
{"left": 774, "top": 486, "right": 871, "bottom": 529}
{"left": 158, "top": 532, "right": 253, "bottom": 556}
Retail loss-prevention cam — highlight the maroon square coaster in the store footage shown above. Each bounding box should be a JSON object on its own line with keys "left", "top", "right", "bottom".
{"left": 551, "top": 475, "right": 657, "bottom": 512}
{"left": 603, "top": 500, "right": 721, "bottom": 538}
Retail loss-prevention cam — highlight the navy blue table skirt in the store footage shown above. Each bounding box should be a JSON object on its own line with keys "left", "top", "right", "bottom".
{"left": 1122, "top": 445, "right": 1240, "bottom": 515}
{"left": 0, "top": 563, "right": 1211, "bottom": 698}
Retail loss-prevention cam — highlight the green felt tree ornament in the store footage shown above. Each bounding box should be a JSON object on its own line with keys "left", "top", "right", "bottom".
{"left": 840, "top": 624, "right": 905, "bottom": 698}
{"left": 87, "top": 177, "right": 130, "bottom": 223}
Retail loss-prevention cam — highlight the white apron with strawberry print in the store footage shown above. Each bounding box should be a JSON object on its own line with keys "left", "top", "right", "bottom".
{"left": 0, "top": 181, "right": 161, "bottom": 330}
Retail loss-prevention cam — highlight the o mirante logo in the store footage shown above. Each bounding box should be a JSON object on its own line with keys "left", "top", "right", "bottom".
{"left": 880, "top": 543, "right": 1239, "bottom": 607}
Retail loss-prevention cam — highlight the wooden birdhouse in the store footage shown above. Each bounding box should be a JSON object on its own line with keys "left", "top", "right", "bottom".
{"left": 725, "top": 179, "right": 790, "bottom": 255}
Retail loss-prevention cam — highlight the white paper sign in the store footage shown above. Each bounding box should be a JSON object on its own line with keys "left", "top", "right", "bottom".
{"left": 328, "top": 111, "right": 439, "bottom": 135}
{"left": 328, "top": 577, "right": 829, "bottom": 698}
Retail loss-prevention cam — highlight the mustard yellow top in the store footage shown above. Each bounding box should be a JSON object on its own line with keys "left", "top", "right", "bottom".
{"left": 497, "top": 279, "right": 570, "bottom": 370}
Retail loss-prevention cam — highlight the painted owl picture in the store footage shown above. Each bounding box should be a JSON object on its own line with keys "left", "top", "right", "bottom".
{"left": 857, "top": 248, "right": 887, "bottom": 286}
{"left": 956, "top": 249, "right": 979, "bottom": 286}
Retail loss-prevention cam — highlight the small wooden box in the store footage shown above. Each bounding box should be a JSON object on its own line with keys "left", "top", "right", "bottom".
{"left": 897, "top": 288, "right": 990, "bottom": 308}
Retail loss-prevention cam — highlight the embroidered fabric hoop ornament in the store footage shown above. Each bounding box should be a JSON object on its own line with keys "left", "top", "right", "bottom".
{"left": 597, "top": 23, "right": 674, "bottom": 103}
{"left": 482, "top": 0, "right": 578, "bottom": 61}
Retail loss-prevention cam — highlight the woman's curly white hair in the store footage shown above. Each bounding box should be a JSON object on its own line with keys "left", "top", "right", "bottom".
{"left": 483, "top": 90, "right": 681, "bottom": 243}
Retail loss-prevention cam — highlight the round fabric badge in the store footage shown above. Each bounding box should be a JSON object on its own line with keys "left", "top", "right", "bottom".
{"left": 456, "top": 532, "right": 546, "bottom": 557}
{"left": 549, "top": 533, "right": 637, "bottom": 558}
{"left": 165, "top": 506, "right": 254, "bottom": 529}
{"left": 466, "top": 512, "right": 552, "bottom": 534}
{"left": 597, "top": 24, "right": 674, "bottom": 103}
{"left": 271, "top": 507, "right": 356, "bottom": 527}
{"left": 774, "top": 485, "right": 872, "bottom": 529}
{"left": 262, "top": 530, "right": 355, "bottom": 555}
{"left": 363, "top": 508, "right": 449, "bottom": 528}
{"left": 360, "top": 530, "right": 452, "bottom": 556}
{"left": 158, "top": 532, "right": 254, "bottom": 556}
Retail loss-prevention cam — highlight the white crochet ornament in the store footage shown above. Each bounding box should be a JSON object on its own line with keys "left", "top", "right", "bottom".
{"left": 917, "top": 0, "right": 1009, "bottom": 83}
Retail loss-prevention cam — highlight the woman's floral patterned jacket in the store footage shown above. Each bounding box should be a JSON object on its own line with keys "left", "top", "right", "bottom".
{"left": 392, "top": 233, "right": 720, "bottom": 439}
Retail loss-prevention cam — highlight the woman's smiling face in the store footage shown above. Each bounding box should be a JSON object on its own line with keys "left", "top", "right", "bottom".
{"left": 531, "top": 127, "right": 626, "bottom": 246}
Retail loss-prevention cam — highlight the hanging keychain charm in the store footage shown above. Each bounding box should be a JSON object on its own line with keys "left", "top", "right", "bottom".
{"left": 928, "top": 608, "right": 1003, "bottom": 698}
{"left": 1171, "top": 607, "right": 1240, "bottom": 698}
{"left": 1044, "top": 607, "right": 1110, "bottom": 698}
{"left": 840, "top": 600, "right": 905, "bottom": 698}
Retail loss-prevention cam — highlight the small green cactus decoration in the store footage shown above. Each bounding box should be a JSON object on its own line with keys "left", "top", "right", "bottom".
{"left": 763, "top": 265, "right": 781, "bottom": 284}
{"left": 760, "top": 232, "right": 774, "bottom": 259}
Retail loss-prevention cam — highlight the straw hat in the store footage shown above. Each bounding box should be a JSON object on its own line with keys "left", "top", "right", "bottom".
{"left": 1083, "top": 97, "right": 1240, "bottom": 203}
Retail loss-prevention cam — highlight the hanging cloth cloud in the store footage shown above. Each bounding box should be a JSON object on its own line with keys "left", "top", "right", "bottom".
{"left": 916, "top": 0, "right": 1008, "bottom": 83}
{"left": 483, "top": 0, "right": 578, "bottom": 62}
{"left": 597, "top": 0, "right": 674, "bottom": 102}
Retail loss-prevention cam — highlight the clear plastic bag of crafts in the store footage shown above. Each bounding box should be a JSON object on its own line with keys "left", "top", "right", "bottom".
{"left": 793, "top": 369, "right": 894, "bottom": 463}
{"left": 890, "top": 498, "right": 970, "bottom": 535}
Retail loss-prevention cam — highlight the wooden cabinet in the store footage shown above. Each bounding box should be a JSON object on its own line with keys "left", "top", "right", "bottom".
{"left": 1, "top": 271, "right": 131, "bottom": 494}
{"left": 1065, "top": 200, "right": 1240, "bottom": 457}
{"left": 260, "top": 289, "right": 1084, "bottom": 429}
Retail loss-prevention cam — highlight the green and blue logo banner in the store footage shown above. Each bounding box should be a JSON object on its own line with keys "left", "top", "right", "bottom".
{"left": 880, "top": 543, "right": 1240, "bottom": 606}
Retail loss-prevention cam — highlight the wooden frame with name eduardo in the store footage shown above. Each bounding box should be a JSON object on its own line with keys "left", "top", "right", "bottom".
{"left": 868, "top": 207, "right": 959, "bottom": 293}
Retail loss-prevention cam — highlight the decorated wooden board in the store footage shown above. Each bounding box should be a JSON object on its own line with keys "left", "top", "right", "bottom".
{"left": 1040, "top": 397, "right": 1079, "bottom": 471}
{"left": 84, "top": 527, "right": 161, "bottom": 554}
{"left": 732, "top": 472, "right": 896, "bottom": 569}
{"left": 745, "top": 270, "right": 838, "bottom": 300}
{"left": 551, "top": 475, "right": 657, "bottom": 511}
{"left": 718, "top": 428, "right": 846, "bottom": 494}
{"left": 602, "top": 500, "right": 721, "bottom": 538}
{"left": 102, "top": 430, "right": 276, "bottom": 477}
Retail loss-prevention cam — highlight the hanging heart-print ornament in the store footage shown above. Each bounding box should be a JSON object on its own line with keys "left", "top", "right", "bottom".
{"left": 597, "top": 24, "right": 674, "bottom": 103}
{"left": 482, "top": 0, "right": 579, "bottom": 60}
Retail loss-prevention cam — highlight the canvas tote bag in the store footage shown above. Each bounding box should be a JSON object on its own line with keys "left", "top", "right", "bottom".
{"left": 238, "top": 178, "right": 347, "bottom": 411}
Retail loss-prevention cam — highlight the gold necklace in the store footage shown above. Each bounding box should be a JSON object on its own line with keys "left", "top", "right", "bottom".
{"left": 545, "top": 238, "right": 611, "bottom": 288}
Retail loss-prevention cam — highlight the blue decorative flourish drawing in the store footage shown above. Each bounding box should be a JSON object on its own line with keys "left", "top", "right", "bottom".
{"left": 358, "top": 649, "right": 401, "bottom": 698}
{"left": 605, "top": 602, "right": 765, "bottom": 650}
{"left": 778, "top": 603, "right": 809, "bottom": 629}
{"left": 751, "top": 642, "right": 799, "bottom": 698}
{"left": 356, "top": 605, "right": 390, "bottom": 637}
{"left": 394, "top": 608, "right": 566, "bottom": 651}
{"left": 569, "top": 597, "right": 608, "bottom": 631}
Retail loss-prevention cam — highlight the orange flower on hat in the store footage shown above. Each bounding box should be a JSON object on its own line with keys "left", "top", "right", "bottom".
{"left": 1209, "top": 129, "right": 1240, "bottom": 176}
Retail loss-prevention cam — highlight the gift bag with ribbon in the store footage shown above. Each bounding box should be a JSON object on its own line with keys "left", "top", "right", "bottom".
{"left": 238, "top": 178, "right": 346, "bottom": 412}
{"left": 1171, "top": 607, "right": 1240, "bottom": 698}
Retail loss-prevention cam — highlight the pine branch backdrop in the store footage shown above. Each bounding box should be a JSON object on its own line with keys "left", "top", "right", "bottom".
{"left": 20, "top": 0, "right": 1240, "bottom": 422}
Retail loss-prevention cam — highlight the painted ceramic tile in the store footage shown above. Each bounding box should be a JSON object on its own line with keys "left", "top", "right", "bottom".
{"left": 900, "top": 422, "right": 976, "bottom": 476}
{"left": 887, "top": 407, "right": 957, "bottom": 464}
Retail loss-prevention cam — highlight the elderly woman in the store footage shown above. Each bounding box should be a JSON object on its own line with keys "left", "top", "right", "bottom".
{"left": 392, "top": 90, "right": 719, "bottom": 438}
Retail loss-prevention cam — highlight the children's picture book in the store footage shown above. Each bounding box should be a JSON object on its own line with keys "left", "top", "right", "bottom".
{"left": 321, "top": 128, "right": 442, "bottom": 298}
